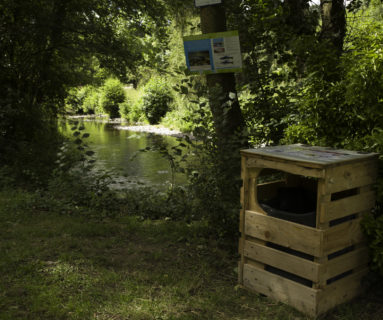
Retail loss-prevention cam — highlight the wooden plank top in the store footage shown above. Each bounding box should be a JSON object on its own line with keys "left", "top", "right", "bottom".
{"left": 241, "top": 144, "right": 378, "bottom": 166}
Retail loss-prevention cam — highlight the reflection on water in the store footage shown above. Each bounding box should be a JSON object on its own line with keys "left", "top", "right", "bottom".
{"left": 61, "top": 120, "right": 188, "bottom": 188}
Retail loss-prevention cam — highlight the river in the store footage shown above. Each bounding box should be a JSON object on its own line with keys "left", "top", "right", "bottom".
{"left": 61, "top": 119, "right": 189, "bottom": 189}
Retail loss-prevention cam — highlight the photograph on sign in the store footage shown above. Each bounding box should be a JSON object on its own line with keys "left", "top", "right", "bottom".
{"left": 195, "top": 0, "right": 222, "bottom": 7}
{"left": 188, "top": 51, "right": 211, "bottom": 69}
{"left": 183, "top": 38, "right": 212, "bottom": 72}
{"left": 183, "top": 31, "right": 242, "bottom": 74}
{"left": 213, "top": 39, "right": 225, "bottom": 53}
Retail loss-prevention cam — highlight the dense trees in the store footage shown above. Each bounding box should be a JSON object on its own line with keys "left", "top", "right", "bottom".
{"left": 3, "top": 0, "right": 382, "bottom": 164}
{"left": 0, "top": 0, "right": 168, "bottom": 179}
{"left": 1, "top": 0, "right": 383, "bottom": 258}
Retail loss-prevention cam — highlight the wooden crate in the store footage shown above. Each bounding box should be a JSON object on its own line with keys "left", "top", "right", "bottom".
{"left": 238, "top": 144, "right": 378, "bottom": 317}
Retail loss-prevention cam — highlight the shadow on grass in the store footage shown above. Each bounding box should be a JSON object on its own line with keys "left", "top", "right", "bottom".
{"left": 0, "top": 190, "right": 382, "bottom": 320}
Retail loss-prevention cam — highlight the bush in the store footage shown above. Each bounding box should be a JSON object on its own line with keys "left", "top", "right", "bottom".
{"left": 65, "top": 87, "right": 88, "bottom": 114}
{"left": 100, "top": 78, "right": 126, "bottom": 118}
{"left": 141, "top": 77, "right": 173, "bottom": 125}
{"left": 119, "top": 100, "right": 130, "bottom": 119}
{"left": 363, "top": 212, "right": 383, "bottom": 277}
{"left": 64, "top": 86, "right": 101, "bottom": 115}
{"left": 48, "top": 120, "right": 121, "bottom": 217}
{"left": 120, "top": 98, "right": 147, "bottom": 123}
{"left": 82, "top": 87, "right": 101, "bottom": 114}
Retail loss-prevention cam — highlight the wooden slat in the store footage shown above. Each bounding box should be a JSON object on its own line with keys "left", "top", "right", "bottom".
{"left": 321, "top": 191, "right": 376, "bottom": 223}
{"left": 244, "top": 241, "right": 320, "bottom": 282}
{"left": 247, "top": 167, "right": 260, "bottom": 179}
{"left": 316, "top": 268, "right": 369, "bottom": 315}
{"left": 248, "top": 178, "right": 259, "bottom": 212}
{"left": 316, "top": 179, "right": 330, "bottom": 229}
{"left": 325, "top": 160, "right": 378, "bottom": 194}
{"left": 239, "top": 156, "right": 249, "bottom": 233}
{"left": 239, "top": 156, "right": 249, "bottom": 285}
{"left": 243, "top": 263, "right": 318, "bottom": 316}
{"left": 324, "top": 247, "right": 369, "bottom": 281}
{"left": 244, "top": 210, "right": 323, "bottom": 257}
{"left": 323, "top": 218, "right": 365, "bottom": 255}
{"left": 241, "top": 145, "right": 378, "bottom": 167}
{"left": 246, "top": 158, "right": 325, "bottom": 178}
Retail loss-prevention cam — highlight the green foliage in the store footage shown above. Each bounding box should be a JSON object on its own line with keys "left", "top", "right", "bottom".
{"left": 48, "top": 120, "right": 122, "bottom": 217}
{"left": 278, "top": 3, "right": 383, "bottom": 276}
{"left": 64, "top": 87, "right": 85, "bottom": 114}
{"left": 128, "top": 99, "right": 147, "bottom": 123}
{"left": 0, "top": 103, "right": 62, "bottom": 189}
{"left": 100, "top": 78, "right": 126, "bottom": 119}
{"left": 168, "top": 76, "right": 243, "bottom": 239}
{"left": 82, "top": 87, "right": 101, "bottom": 114}
{"left": 226, "top": 0, "right": 320, "bottom": 146}
{"left": 120, "top": 186, "right": 193, "bottom": 221}
{"left": 141, "top": 77, "right": 173, "bottom": 125}
{"left": 282, "top": 3, "right": 383, "bottom": 150}
{"left": 362, "top": 213, "right": 383, "bottom": 277}
{"left": 0, "top": 0, "right": 169, "bottom": 181}
{"left": 118, "top": 100, "right": 130, "bottom": 119}
{"left": 65, "top": 86, "right": 101, "bottom": 115}
{"left": 118, "top": 87, "right": 144, "bottom": 122}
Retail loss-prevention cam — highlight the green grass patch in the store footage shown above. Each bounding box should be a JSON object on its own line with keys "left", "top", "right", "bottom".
{"left": 0, "top": 190, "right": 382, "bottom": 319}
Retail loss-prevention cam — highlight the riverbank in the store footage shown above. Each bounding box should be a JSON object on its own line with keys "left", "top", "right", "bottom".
{"left": 115, "top": 124, "right": 190, "bottom": 138}
{"left": 67, "top": 115, "right": 193, "bottom": 139}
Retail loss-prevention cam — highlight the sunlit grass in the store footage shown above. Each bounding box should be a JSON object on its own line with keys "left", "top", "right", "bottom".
{"left": 0, "top": 190, "right": 382, "bottom": 319}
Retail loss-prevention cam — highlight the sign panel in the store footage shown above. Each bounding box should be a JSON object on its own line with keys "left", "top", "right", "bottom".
{"left": 195, "top": 0, "right": 222, "bottom": 7}
{"left": 183, "top": 31, "right": 242, "bottom": 74}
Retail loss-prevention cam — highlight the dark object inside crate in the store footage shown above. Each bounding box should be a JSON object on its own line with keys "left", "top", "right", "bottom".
{"left": 260, "top": 187, "right": 317, "bottom": 227}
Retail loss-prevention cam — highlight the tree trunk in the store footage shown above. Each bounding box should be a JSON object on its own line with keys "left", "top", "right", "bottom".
{"left": 200, "top": 4, "right": 246, "bottom": 150}
{"left": 320, "top": 0, "right": 346, "bottom": 55}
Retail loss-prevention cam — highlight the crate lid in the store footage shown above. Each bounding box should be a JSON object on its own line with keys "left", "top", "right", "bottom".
{"left": 241, "top": 144, "right": 379, "bottom": 166}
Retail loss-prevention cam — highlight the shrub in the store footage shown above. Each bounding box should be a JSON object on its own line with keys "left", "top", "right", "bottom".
{"left": 100, "top": 78, "right": 126, "bottom": 118}
{"left": 82, "top": 87, "right": 101, "bottom": 114}
{"left": 141, "top": 77, "right": 173, "bottom": 125}
{"left": 65, "top": 86, "right": 88, "bottom": 114}
{"left": 119, "top": 100, "right": 130, "bottom": 119}
{"left": 362, "top": 212, "right": 383, "bottom": 277}
{"left": 48, "top": 120, "right": 120, "bottom": 217}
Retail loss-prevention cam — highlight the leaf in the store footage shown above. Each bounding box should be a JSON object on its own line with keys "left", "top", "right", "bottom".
{"left": 229, "top": 92, "right": 237, "bottom": 100}
{"left": 181, "top": 86, "right": 189, "bottom": 94}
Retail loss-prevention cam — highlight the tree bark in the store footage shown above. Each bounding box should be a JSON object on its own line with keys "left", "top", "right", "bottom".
{"left": 200, "top": 4, "right": 246, "bottom": 149}
{"left": 320, "top": 0, "right": 346, "bottom": 55}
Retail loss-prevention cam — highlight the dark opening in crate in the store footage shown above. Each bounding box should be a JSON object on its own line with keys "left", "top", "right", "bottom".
{"left": 257, "top": 170, "right": 317, "bottom": 227}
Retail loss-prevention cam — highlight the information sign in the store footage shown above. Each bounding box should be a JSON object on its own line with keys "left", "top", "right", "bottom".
{"left": 183, "top": 31, "right": 242, "bottom": 74}
{"left": 195, "top": 0, "right": 222, "bottom": 7}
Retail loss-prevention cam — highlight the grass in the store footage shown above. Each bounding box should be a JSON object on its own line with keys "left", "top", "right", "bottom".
{"left": 1, "top": 190, "right": 382, "bottom": 320}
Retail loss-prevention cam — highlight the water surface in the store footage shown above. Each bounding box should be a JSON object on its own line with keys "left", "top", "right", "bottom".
{"left": 62, "top": 120, "right": 188, "bottom": 188}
